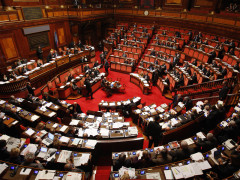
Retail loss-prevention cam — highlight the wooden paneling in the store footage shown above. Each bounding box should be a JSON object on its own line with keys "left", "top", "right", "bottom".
{"left": 57, "top": 27, "right": 65, "bottom": 45}
{"left": 0, "top": 15, "right": 9, "bottom": 21}
{"left": 0, "top": 35, "right": 19, "bottom": 61}
{"left": 213, "top": 18, "right": 235, "bottom": 26}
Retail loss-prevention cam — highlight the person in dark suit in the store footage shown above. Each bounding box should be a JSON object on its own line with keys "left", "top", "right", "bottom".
{"left": 69, "top": 102, "right": 82, "bottom": 117}
{"left": 94, "top": 61, "right": 99, "bottom": 67}
{"left": 104, "top": 60, "right": 109, "bottom": 75}
{"left": 47, "top": 50, "right": 53, "bottom": 62}
{"left": 183, "top": 96, "right": 193, "bottom": 111}
{"left": 143, "top": 73, "right": 150, "bottom": 82}
{"left": 172, "top": 94, "right": 183, "bottom": 108}
{"left": 22, "top": 66, "right": 29, "bottom": 74}
{"left": 84, "top": 75, "right": 93, "bottom": 99}
{"left": 122, "top": 52, "right": 127, "bottom": 58}
{"left": 221, "top": 67, "right": 227, "bottom": 78}
{"left": 147, "top": 116, "right": 162, "bottom": 148}
{"left": 100, "top": 52, "right": 105, "bottom": 64}
{"left": 191, "top": 72, "right": 198, "bottom": 84}
{"left": 152, "top": 70, "right": 158, "bottom": 86}
{"left": 152, "top": 148, "right": 172, "bottom": 165}
{"left": 0, "top": 140, "right": 10, "bottom": 161}
{"left": 36, "top": 45, "right": 43, "bottom": 60}
{"left": 84, "top": 64, "right": 90, "bottom": 73}
{"left": 77, "top": 40, "right": 84, "bottom": 49}
{"left": 196, "top": 133, "right": 218, "bottom": 152}
{"left": 67, "top": 72, "right": 73, "bottom": 82}
{"left": 26, "top": 82, "right": 35, "bottom": 96}
{"left": 172, "top": 56, "right": 179, "bottom": 67}
{"left": 170, "top": 140, "right": 195, "bottom": 161}
{"left": 150, "top": 49, "right": 156, "bottom": 56}
{"left": 219, "top": 81, "right": 229, "bottom": 100}
{"left": 7, "top": 148, "right": 23, "bottom": 165}
{"left": 218, "top": 120, "right": 239, "bottom": 143}
{"left": 94, "top": 68, "right": 100, "bottom": 76}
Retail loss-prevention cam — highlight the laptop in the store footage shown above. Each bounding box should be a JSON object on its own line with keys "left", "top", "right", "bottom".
{"left": 42, "top": 133, "right": 54, "bottom": 146}
{"left": 37, "top": 147, "right": 48, "bottom": 158}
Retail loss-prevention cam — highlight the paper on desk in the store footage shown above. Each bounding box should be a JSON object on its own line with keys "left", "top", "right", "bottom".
{"left": 146, "top": 172, "right": 161, "bottom": 179}
{"left": 134, "top": 109, "right": 141, "bottom": 114}
{"left": 70, "top": 119, "right": 80, "bottom": 126}
{"left": 85, "top": 139, "right": 97, "bottom": 149}
{"left": 60, "top": 125, "right": 68, "bottom": 132}
{"left": 0, "top": 163, "right": 8, "bottom": 175}
{"left": 25, "top": 128, "right": 35, "bottom": 136}
{"left": 184, "top": 138, "right": 194, "bottom": 145}
{"left": 20, "top": 168, "right": 31, "bottom": 175}
{"left": 197, "top": 160, "right": 211, "bottom": 170}
{"left": 72, "top": 138, "right": 80, "bottom": 146}
{"left": 35, "top": 170, "right": 56, "bottom": 180}
{"left": 172, "top": 166, "right": 183, "bottom": 179}
{"left": 164, "top": 170, "right": 174, "bottom": 180}
{"left": 20, "top": 144, "right": 38, "bottom": 155}
{"left": 65, "top": 172, "right": 82, "bottom": 180}
{"left": 190, "top": 162, "right": 203, "bottom": 176}
{"left": 119, "top": 166, "right": 136, "bottom": 179}
{"left": 0, "top": 134, "right": 10, "bottom": 141}
{"left": 74, "top": 153, "right": 90, "bottom": 166}
{"left": 196, "top": 132, "right": 206, "bottom": 140}
{"left": 52, "top": 123, "right": 58, "bottom": 128}
{"left": 49, "top": 112, "right": 56, "bottom": 117}
{"left": 179, "top": 165, "right": 194, "bottom": 179}
{"left": 128, "top": 126, "right": 138, "bottom": 135}
{"left": 100, "top": 128, "right": 109, "bottom": 137}
{"left": 31, "top": 115, "right": 39, "bottom": 121}
{"left": 190, "top": 152, "right": 204, "bottom": 161}
{"left": 59, "top": 136, "right": 70, "bottom": 143}
{"left": 57, "top": 150, "right": 72, "bottom": 163}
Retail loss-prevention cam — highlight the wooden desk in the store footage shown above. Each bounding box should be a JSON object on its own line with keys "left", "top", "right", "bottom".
{"left": 130, "top": 73, "right": 150, "bottom": 95}
{"left": 110, "top": 62, "right": 133, "bottom": 73}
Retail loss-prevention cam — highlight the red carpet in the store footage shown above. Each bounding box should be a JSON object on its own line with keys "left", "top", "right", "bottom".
{"left": 95, "top": 166, "right": 111, "bottom": 180}
{"left": 65, "top": 70, "right": 171, "bottom": 113}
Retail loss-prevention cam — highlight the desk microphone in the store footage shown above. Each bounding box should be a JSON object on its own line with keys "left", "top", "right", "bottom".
{"left": 10, "top": 166, "right": 19, "bottom": 177}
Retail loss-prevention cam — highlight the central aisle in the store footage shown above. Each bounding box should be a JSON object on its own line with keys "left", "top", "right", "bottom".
{"left": 66, "top": 70, "right": 171, "bottom": 113}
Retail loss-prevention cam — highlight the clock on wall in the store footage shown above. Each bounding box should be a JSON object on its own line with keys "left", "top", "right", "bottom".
{"left": 144, "top": 10, "right": 149, "bottom": 16}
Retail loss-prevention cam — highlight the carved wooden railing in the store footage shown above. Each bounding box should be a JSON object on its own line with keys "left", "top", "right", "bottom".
{"left": 191, "top": 93, "right": 240, "bottom": 106}
{"left": 176, "top": 77, "right": 235, "bottom": 96}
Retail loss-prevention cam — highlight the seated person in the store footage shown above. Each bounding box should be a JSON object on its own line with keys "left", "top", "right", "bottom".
{"left": 196, "top": 133, "right": 218, "bottom": 152}
{"left": 0, "top": 140, "right": 10, "bottom": 161}
{"left": 68, "top": 102, "right": 82, "bottom": 117}
{"left": 143, "top": 73, "right": 150, "bottom": 82}
{"left": 152, "top": 148, "right": 172, "bottom": 165}
{"left": 8, "top": 148, "right": 23, "bottom": 165}
{"left": 170, "top": 140, "right": 195, "bottom": 161}
{"left": 21, "top": 152, "right": 44, "bottom": 169}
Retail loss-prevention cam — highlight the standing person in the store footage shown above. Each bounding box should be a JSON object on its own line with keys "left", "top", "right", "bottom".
{"left": 219, "top": 81, "right": 229, "bottom": 100}
{"left": 26, "top": 82, "right": 35, "bottom": 96}
{"left": 36, "top": 45, "right": 43, "bottom": 60}
{"left": 100, "top": 52, "right": 105, "bottom": 64}
{"left": 104, "top": 59, "right": 109, "bottom": 75}
{"left": 147, "top": 116, "right": 162, "bottom": 148}
{"left": 84, "top": 75, "right": 93, "bottom": 99}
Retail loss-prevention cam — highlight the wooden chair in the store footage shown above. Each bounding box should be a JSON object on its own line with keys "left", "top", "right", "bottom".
{"left": 47, "top": 81, "right": 58, "bottom": 97}
{"left": 55, "top": 77, "right": 63, "bottom": 88}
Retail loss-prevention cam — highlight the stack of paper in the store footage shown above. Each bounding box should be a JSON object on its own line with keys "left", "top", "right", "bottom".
{"left": 85, "top": 139, "right": 97, "bottom": 149}
{"left": 74, "top": 153, "right": 90, "bottom": 166}
{"left": 0, "top": 163, "right": 8, "bottom": 175}
{"left": 128, "top": 127, "right": 138, "bottom": 135}
{"left": 31, "top": 115, "right": 39, "bottom": 121}
{"left": 65, "top": 172, "right": 82, "bottom": 180}
{"left": 69, "top": 119, "right": 80, "bottom": 126}
{"left": 57, "top": 150, "right": 72, "bottom": 163}
{"left": 119, "top": 166, "right": 136, "bottom": 179}
{"left": 35, "top": 170, "right": 56, "bottom": 180}
{"left": 190, "top": 152, "right": 204, "bottom": 161}
{"left": 59, "top": 136, "right": 70, "bottom": 144}
{"left": 25, "top": 128, "right": 35, "bottom": 136}
{"left": 164, "top": 170, "right": 174, "bottom": 180}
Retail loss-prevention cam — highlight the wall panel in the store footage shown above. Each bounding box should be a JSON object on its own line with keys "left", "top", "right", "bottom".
{"left": 0, "top": 35, "right": 19, "bottom": 62}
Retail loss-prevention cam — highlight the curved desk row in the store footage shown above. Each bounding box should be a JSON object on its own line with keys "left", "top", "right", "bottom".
{"left": 130, "top": 73, "right": 150, "bottom": 95}
{"left": 0, "top": 50, "right": 92, "bottom": 99}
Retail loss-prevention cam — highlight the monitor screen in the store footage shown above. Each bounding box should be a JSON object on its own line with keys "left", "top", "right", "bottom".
{"left": 48, "top": 133, "right": 54, "bottom": 140}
